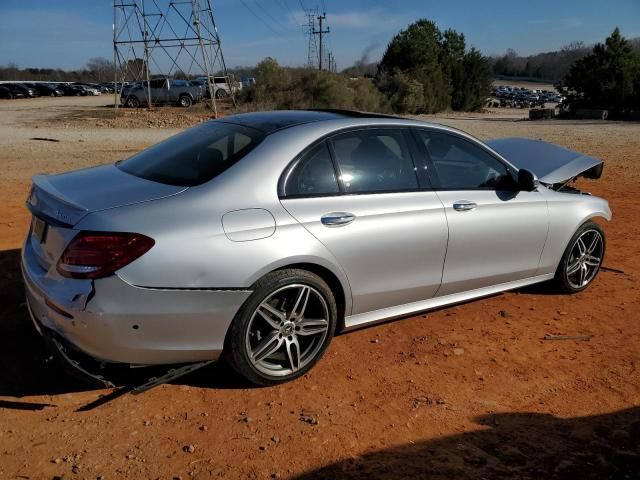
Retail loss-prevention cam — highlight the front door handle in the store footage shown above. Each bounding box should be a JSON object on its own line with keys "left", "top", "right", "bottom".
{"left": 453, "top": 201, "right": 477, "bottom": 212}
{"left": 321, "top": 212, "right": 356, "bottom": 227}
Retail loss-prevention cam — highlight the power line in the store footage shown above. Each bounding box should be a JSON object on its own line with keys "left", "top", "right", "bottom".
{"left": 252, "top": 0, "right": 291, "bottom": 33}
{"left": 238, "top": 0, "right": 280, "bottom": 35}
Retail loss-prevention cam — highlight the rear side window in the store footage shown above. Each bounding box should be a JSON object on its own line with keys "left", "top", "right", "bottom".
{"left": 117, "top": 122, "right": 264, "bottom": 187}
{"left": 416, "top": 130, "right": 513, "bottom": 190}
{"left": 283, "top": 142, "right": 339, "bottom": 196}
{"left": 330, "top": 129, "right": 418, "bottom": 193}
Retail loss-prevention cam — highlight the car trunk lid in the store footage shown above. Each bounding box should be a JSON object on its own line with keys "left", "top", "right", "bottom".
{"left": 485, "top": 137, "right": 604, "bottom": 185}
{"left": 28, "top": 164, "right": 187, "bottom": 227}
{"left": 27, "top": 164, "right": 186, "bottom": 271}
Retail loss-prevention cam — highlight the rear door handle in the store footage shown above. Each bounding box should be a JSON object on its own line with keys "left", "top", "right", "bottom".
{"left": 453, "top": 201, "right": 477, "bottom": 212}
{"left": 321, "top": 212, "right": 356, "bottom": 227}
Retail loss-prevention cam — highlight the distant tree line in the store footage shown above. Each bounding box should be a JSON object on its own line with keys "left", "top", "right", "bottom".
{"left": 492, "top": 37, "right": 640, "bottom": 82}
{"left": 491, "top": 43, "right": 589, "bottom": 81}
{"left": 0, "top": 57, "right": 117, "bottom": 83}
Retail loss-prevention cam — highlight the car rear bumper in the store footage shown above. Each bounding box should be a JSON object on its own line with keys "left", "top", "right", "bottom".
{"left": 21, "top": 243, "right": 251, "bottom": 365}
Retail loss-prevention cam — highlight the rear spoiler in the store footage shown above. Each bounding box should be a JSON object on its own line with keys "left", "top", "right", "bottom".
{"left": 27, "top": 175, "right": 88, "bottom": 227}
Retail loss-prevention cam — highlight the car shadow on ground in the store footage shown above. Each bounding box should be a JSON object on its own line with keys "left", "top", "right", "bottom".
{"left": 0, "top": 248, "right": 252, "bottom": 405}
{"left": 295, "top": 407, "right": 640, "bottom": 479}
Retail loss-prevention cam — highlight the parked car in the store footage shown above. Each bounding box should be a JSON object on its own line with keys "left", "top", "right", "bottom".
{"left": 99, "top": 83, "right": 115, "bottom": 93}
{"left": 194, "top": 76, "right": 238, "bottom": 99}
{"left": 240, "top": 76, "right": 256, "bottom": 88}
{"left": 6, "top": 83, "right": 37, "bottom": 98}
{"left": 22, "top": 110, "right": 610, "bottom": 386}
{"left": 21, "top": 82, "right": 41, "bottom": 95}
{"left": 72, "top": 83, "right": 100, "bottom": 96}
{"left": 121, "top": 78, "right": 202, "bottom": 107}
{"left": 59, "top": 84, "right": 88, "bottom": 96}
{"left": 0, "top": 85, "right": 15, "bottom": 99}
{"left": 33, "top": 83, "right": 64, "bottom": 97}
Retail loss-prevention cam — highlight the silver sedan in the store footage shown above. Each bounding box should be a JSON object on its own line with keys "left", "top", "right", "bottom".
{"left": 22, "top": 110, "right": 611, "bottom": 385}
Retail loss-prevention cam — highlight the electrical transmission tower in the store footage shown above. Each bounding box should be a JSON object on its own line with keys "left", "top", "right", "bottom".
{"left": 304, "top": 9, "right": 319, "bottom": 69}
{"left": 304, "top": 9, "right": 333, "bottom": 71}
{"left": 112, "top": 0, "right": 234, "bottom": 115}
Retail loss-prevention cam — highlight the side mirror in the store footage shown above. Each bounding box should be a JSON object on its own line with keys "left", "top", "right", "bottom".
{"left": 517, "top": 169, "right": 539, "bottom": 191}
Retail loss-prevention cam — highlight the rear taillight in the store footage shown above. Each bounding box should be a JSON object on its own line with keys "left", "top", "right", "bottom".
{"left": 57, "top": 232, "right": 155, "bottom": 279}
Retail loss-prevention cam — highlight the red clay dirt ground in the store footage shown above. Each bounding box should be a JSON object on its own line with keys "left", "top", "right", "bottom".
{"left": 0, "top": 97, "right": 639, "bottom": 479}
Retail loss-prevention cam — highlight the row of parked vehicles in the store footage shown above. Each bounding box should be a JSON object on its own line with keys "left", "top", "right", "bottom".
{"left": 1, "top": 76, "right": 252, "bottom": 108}
{"left": 0, "top": 81, "right": 120, "bottom": 99}
{"left": 492, "top": 85, "right": 565, "bottom": 108}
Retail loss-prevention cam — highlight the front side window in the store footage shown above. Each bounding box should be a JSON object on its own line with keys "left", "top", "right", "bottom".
{"left": 283, "top": 142, "right": 339, "bottom": 196}
{"left": 117, "top": 121, "right": 264, "bottom": 186}
{"left": 330, "top": 129, "right": 418, "bottom": 193}
{"left": 416, "top": 130, "right": 513, "bottom": 190}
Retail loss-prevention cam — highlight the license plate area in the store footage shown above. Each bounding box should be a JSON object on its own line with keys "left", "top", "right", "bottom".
{"left": 32, "top": 216, "right": 48, "bottom": 244}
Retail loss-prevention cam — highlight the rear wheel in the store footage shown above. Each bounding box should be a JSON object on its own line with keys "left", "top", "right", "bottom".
{"left": 215, "top": 88, "right": 229, "bottom": 99}
{"left": 125, "top": 95, "right": 140, "bottom": 108}
{"left": 225, "top": 269, "right": 337, "bottom": 385}
{"left": 554, "top": 221, "right": 605, "bottom": 293}
{"left": 178, "top": 95, "right": 193, "bottom": 108}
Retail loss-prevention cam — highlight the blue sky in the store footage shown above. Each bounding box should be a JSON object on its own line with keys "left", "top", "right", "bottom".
{"left": 0, "top": 0, "right": 638, "bottom": 71}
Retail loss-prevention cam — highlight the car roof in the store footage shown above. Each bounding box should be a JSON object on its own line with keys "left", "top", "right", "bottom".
{"left": 219, "top": 109, "right": 402, "bottom": 134}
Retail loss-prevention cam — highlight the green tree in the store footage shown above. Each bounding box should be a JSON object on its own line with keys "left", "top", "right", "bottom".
{"left": 376, "top": 70, "right": 424, "bottom": 113}
{"left": 566, "top": 28, "right": 640, "bottom": 113}
{"left": 451, "top": 48, "right": 494, "bottom": 111}
{"left": 377, "top": 19, "right": 493, "bottom": 113}
{"left": 378, "top": 19, "right": 450, "bottom": 113}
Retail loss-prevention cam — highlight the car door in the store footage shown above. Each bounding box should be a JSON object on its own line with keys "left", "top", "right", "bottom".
{"left": 412, "top": 128, "right": 549, "bottom": 297}
{"left": 280, "top": 128, "right": 448, "bottom": 316}
{"left": 148, "top": 79, "right": 168, "bottom": 104}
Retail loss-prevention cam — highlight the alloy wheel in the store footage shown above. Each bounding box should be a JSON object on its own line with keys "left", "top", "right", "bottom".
{"left": 566, "top": 229, "right": 603, "bottom": 289}
{"left": 245, "top": 284, "right": 330, "bottom": 377}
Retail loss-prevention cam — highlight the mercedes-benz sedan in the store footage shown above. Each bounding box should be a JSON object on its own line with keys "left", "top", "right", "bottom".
{"left": 22, "top": 110, "right": 611, "bottom": 385}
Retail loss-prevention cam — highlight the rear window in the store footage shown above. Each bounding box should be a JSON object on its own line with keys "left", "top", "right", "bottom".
{"left": 117, "top": 122, "right": 264, "bottom": 186}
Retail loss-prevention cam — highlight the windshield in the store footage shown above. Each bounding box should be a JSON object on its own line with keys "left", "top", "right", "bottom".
{"left": 117, "top": 121, "right": 264, "bottom": 187}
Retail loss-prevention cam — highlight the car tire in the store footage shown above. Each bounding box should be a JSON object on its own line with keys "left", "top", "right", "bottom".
{"left": 125, "top": 95, "right": 140, "bottom": 108}
{"left": 225, "top": 269, "right": 337, "bottom": 386}
{"left": 554, "top": 220, "right": 605, "bottom": 293}
{"left": 215, "top": 89, "right": 228, "bottom": 99}
{"left": 178, "top": 95, "right": 193, "bottom": 108}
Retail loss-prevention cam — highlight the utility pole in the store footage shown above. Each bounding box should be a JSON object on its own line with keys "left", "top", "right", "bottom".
{"left": 313, "top": 13, "right": 329, "bottom": 71}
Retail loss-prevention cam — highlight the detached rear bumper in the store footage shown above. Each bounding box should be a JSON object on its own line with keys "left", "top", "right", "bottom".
{"left": 22, "top": 244, "right": 251, "bottom": 365}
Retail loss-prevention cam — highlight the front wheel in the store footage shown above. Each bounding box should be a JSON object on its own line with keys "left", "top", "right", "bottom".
{"left": 225, "top": 269, "right": 337, "bottom": 386}
{"left": 554, "top": 221, "right": 605, "bottom": 293}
